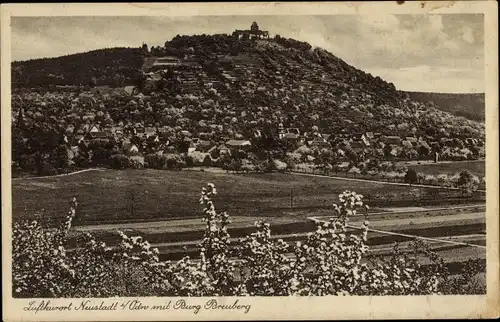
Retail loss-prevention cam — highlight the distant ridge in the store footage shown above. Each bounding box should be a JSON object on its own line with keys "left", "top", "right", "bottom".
{"left": 403, "top": 91, "right": 485, "bottom": 122}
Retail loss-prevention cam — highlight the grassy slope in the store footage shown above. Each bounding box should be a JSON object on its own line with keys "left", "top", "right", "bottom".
{"left": 13, "top": 169, "right": 431, "bottom": 225}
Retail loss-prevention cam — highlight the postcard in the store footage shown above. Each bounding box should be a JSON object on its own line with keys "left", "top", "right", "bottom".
{"left": 1, "top": 1, "right": 499, "bottom": 320}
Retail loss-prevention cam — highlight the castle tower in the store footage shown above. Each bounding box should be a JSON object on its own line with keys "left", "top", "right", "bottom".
{"left": 251, "top": 21, "right": 259, "bottom": 32}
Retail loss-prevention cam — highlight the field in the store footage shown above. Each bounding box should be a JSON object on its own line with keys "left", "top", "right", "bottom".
{"left": 11, "top": 168, "right": 469, "bottom": 226}
{"left": 14, "top": 168, "right": 486, "bottom": 279}
{"left": 404, "top": 160, "right": 485, "bottom": 177}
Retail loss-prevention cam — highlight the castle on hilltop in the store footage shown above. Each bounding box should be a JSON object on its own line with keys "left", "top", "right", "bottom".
{"left": 232, "top": 21, "right": 269, "bottom": 40}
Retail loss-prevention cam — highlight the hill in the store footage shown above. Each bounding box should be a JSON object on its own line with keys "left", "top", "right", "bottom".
{"left": 10, "top": 32, "right": 485, "bottom": 176}
{"left": 403, "top": 91, "right": 485, "bottom": 122}
{"left": 15, "top": 34, "right": 483, "bottom": 136}
{"left": 12, "top": 47, "right": 146, "bottom": 88}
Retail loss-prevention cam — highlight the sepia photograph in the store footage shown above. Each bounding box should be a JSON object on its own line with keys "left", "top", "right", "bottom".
{"left": 1, "top": 2, "right": 499, "bottom": 321}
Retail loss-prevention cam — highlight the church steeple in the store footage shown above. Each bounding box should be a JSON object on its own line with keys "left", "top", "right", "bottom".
{"left": 17, "top": 105, "right": 24, "bottom": 130}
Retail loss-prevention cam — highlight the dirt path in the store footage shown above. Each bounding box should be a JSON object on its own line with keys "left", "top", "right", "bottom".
{"left": 12, "top": 168, "right": 106, "bottom": 181}
{"left": 396, "top": 159, "right": 485, "bottom": 166}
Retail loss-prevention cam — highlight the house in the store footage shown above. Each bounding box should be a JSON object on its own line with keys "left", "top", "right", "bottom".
{"left": 381, "top": 135, "right": 402, "bottom": 146}
{"left": 336, "top": 149, "right": 346, "bottom": 158}
{"left": 158, "top": 126, "right": 170, "bottom": 134}
{"left": 146, "top": 135, "right": 160, "bottom": 144}
{"left": 406, "top": 137, "right": 418, "bottom": 145}
{"left": 103, "top": 127, "right": 113, "bottom": 136}
{"left": 284, "top": 133, "right": 300, "bottom": 141}
{"left": 124, "top": 86, "right": 138, "bottom": 96}
{"left": 425, "top": 135, "right": 434, "bottom": 142}
{"left": 135, "top": 127, "right": 146, "bottom": 138}
{"left": 89, "top": 131, "right": 109, "bottom": 141}
{"left": 150, "top": 56, "right": 181, "bottom": 70}
{"left": 89, "top": 124, "right": 100, "bottom": 133}
{"left": 65, "top": 124, "right": 75, "bottom": 134}
{"left": 144, "top": 127, "right": 156, "bottom": 137}
{"left": 225, "top": 140, "right": 251, "bottom": 149}
{"left": 338, "top": 132, "right": 350, "bottom": 139}
{"left": 352, "top": 133, "right": 370, "bottom": 146}
{"left": 209, "top": 143, "right": 231, "bottom": 158}
{"left": 111, "top": 126, "right": 123, "bottom": 134}
{"left": 402, "top": 140, "right": 414, "bottom": 149}
{"left": 112, "top": 130, "right": 124, "bottom": 140}
{"left": 196, "top": 140, "right": 214, "bottom": 152}
{"left": 287, "top": 128, "right": 300, "bottom": 135}
{"left": 337, "top": 161, "right": 350, "bottom": 169}
{"left": 352, "top": 133, "right": 365, "bottom": 140}
{"left": 350, "top": 140, "right": 366, "bottom": 152}
{"left": 365, "top": 132, "right": 375, "bottom": 140}
{"left": 465, "top": 138, "right": 478, "bottom": 145}
{"left": 129, "top": 144, "right": 139, "bottom": 154}
{"left": 309, "top": 139, "right": 331, "bottom": 149}
{"left": 320, "top": 133, "right": 332, "bottom": 142}
{"left": 278, "top": 124, "right": 287, "bottom": 139}
{"left": 390, "top": 146, "right": 402, "bottom": 157}
{"left": 440, "top": 138, "right": 453, "bottom": 145}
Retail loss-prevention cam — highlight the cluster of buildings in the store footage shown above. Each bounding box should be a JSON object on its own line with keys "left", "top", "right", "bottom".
{"left": 64, "top": 121, "right": 254, "bottom": 163}
{"left": 276, "top": 122, "right": 484, "bottom": 161}
{"left": 63, "top": 115, "right": 485, "bottom": 165}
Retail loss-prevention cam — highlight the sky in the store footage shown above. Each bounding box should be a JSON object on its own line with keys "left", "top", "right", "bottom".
{"left": 11, "top": 14, "right": 484, "bottom": 93}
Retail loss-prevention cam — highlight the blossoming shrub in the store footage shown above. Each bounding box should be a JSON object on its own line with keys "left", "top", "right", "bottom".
{"left": 12, "top": 184, "right": 485, "bottom": 297}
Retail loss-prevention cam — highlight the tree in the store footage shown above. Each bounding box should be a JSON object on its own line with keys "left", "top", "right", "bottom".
{"left": 89, "top": 141, "right": 114, "bottom": 167}
{"left": 50, "top": 144, "right": 70, "bottom": 171}
{"left": 404, "top": 168, "right": 418, "bottom": 186}
{"left": 112, "top": 73, "right": 125, "bottom": 87}
{"left": 229, "top": 158, "right": 243, "bottom": 173}
{"left": 73, "top": 148, "right": 90, "bottom": 168}
{"left": 203, "top": 155, "right": 212, "bottom": 167}
{"left": 12, "top": 127, "right": 26, "bottom": 171}
{"left": 165, "top": 153, "right": 184, "bottom": 170}
{"left": 110, "top": 154, "right": 131, "bottom": 170}
{"left": 264, "top": 156, "right": 277, "bottom": 173}
{"left": 12, "top": 185, "right": 486, "bottom": 297}
{"left": 457, "top": 170, "right": 478, "bottom": 197}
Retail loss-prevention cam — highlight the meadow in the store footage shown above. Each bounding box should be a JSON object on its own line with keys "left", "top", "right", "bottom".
{"left": 10, "top": 168, "right": 464, "bottom": 226}
{"left": 406, "top": 160, "right": 485, "bottom": 177}
{"left": 12, "top": 168, "right": 481, "bottom": 229}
